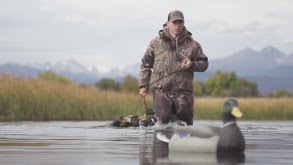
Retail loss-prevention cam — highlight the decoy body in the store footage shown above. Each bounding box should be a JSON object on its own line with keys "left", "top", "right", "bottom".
{"left": 156, "top": 98, "right": 245, "bottom": 153}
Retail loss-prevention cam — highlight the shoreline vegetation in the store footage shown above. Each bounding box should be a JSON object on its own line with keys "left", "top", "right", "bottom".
{"left": 0, "top": 74, "right": 292, "bottom": 121}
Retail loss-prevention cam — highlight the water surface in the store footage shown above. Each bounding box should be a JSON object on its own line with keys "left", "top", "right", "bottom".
{"left": 0, "top": 121, "right": 293, "bottom": 165}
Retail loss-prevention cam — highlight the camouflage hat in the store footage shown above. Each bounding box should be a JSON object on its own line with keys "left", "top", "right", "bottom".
{"left": 168, "top": 10, "right": 184, "bottom": 22}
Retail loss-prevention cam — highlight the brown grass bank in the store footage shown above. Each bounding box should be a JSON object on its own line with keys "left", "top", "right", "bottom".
{"left": 0, "top": 74, "right": 292, "bottom": 121}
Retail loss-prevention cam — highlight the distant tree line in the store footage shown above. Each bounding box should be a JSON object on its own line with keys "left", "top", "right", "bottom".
{"left": 95, "top": 75, "right": 139, "bottom": 94}
{"left": 95, "top": 70, "right": 261, "bottom": 97}
{"left": 38, "top": 70, "right": 292, "bottom": 97}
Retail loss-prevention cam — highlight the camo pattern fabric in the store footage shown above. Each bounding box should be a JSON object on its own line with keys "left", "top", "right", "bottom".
{"left": 139, "top": 25, "right": 208, "bottom": 93}
{"left": 153, "top": 89, "right": 194, "bottom": 125}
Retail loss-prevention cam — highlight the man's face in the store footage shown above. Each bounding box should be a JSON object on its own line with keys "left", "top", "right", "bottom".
{"left": 167, "top": 20, "right": 184, "bottom": 37}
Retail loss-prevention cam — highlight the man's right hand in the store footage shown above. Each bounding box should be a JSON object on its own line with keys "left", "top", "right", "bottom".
{"left": 139, "top": 88, "right": 147, "bottom": 97}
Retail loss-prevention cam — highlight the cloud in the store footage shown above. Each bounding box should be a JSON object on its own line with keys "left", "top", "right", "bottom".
{"left": 188, "top": 20, "right": 278, "bottom": 38}
{"left": 0, "top": 0, "right": 293, "bottom": 67}
{"left": 284, "top": 39, "right": 293, "bottom": 45}
{"left": 220, "top": 21, "right": 277, "bottom": 35}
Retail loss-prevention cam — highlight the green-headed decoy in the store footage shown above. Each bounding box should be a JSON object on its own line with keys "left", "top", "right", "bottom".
{"left": 156, "top": 98, "right": 245, "bottom": 153}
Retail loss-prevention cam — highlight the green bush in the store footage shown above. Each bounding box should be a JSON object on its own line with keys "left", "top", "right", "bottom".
{"left": 193, "top": 80, "right": 204, "bottom": 96}
{"left": 204, "top": 70, "right": 259, "bottom": 97}
{"left": 120, "top": 75, "right": 139, "bottom": 94}
{"left": 38, "top": 70, "right": 71, "bottom": 85}
{"left": 269, "top": 89, "right": 292, "bottom": 97}
{"left": 95, "top": 78, "right": 120, "bottom": 91}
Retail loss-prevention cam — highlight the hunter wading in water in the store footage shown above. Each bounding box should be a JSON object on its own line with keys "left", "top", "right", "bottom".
{"left": 139, "top": 10, "right": 208, "bottom": 125}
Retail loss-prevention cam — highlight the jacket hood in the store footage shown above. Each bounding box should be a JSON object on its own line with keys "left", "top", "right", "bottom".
{"left": 159, "top": 23, "right": 192, "bottom": 44}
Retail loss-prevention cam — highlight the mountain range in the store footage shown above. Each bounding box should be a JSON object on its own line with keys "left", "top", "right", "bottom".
{"left": 201, "top": 46, "right": 293, "bottom": 94}
{"left": 0, "top": 45, "right": 292, "bottom": 95}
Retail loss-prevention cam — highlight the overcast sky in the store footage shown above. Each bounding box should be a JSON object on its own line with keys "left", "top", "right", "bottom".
{"left": 0, "top": 0, "right": 293, "bottom": 69}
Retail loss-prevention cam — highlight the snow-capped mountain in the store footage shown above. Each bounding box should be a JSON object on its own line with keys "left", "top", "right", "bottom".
{"left": 29, "top": 59, "right": 92, "bottom": 74}
{"left": 1, "top": 45, "right": 293, "bottom": 93}
{"left": 275, "top": 53, "right": 293, "bottom": 66}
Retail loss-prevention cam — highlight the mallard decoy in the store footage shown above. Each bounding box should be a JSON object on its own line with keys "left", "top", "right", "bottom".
{"left": 112, "top": 108, "right": 157, "bottom": 127}
{"left": 156, "top": 98, "right": 245, "bottom": 153}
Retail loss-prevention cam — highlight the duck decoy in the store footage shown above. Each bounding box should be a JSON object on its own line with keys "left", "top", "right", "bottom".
{"left": 156, "top": 98, "right": 245, "bottom": 153}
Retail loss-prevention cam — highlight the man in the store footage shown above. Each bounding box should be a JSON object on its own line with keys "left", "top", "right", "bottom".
{"left": 138, "top": 10, "right": 208, "bottom": 125}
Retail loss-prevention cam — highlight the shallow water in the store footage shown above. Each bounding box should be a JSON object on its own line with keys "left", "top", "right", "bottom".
{"left": 0, "top": 121, "right": 293, "bottom": 165}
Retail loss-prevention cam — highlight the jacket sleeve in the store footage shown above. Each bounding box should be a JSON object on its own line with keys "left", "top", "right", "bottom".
{"left": 189, "top": 41, "right": 209, "bottom": 72}
{"left": 139, "top": 39, "right": 155, "bottom": 91}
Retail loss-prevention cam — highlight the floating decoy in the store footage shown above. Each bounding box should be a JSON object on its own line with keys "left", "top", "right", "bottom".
{"left": 156, "top": 98, "right": 245, "bottom": 153}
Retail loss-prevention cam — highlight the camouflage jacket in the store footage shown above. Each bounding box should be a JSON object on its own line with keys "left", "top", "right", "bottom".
{"left": 139, "top": 26, "right": 208, "bottom": 93}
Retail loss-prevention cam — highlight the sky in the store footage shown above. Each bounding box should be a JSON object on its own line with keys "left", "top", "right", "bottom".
{"left": 0, "top": 0, "right": 293, "bottom": 70}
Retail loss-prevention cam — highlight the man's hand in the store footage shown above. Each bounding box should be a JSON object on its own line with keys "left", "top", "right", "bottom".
{"left": 139, "top": 88, "right": 147, "bottom": 97}
{"left": 181, "top": 59, "right": 192, "bottom": 69}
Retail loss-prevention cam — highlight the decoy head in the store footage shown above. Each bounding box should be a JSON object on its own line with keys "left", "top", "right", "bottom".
{"left": 222, "top": 99, "right": 244, "bottom": 124}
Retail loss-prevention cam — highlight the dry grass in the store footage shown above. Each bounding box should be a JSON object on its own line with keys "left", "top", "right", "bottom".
{"left": 0, "top": 74, "right": 148, "bottom": 121}
{"left": 194, "top": 97, "right": 293, "bottom": 120}
{"left": 0, "top": 74, "right": 292, "bottom": 121}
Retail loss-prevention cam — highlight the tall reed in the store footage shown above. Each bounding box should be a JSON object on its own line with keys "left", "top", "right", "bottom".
{"left": 0, "top": 74, "right": 292, "bottom": 121}
{"left": 194, "top": 97, "right": 293, "bottom": 120}
{"left": 0, "top": 74, "right": 148, "bottom": 121}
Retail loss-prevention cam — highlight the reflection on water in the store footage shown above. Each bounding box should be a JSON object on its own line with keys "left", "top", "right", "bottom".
{"left": 156, "top": 152, "right": 245, "bottom": 164}
{"left": 0, "top": 121, "right": 293, "bottom": 165}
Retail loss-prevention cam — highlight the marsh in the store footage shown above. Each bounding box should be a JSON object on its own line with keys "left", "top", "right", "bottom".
{"left": 0, "top": 121, "right": 293, "bottom": 165}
